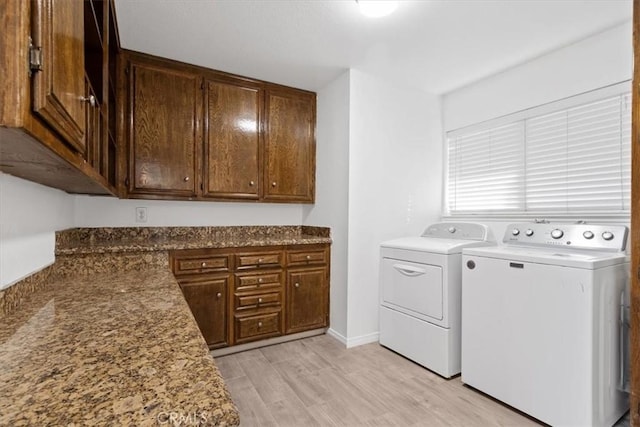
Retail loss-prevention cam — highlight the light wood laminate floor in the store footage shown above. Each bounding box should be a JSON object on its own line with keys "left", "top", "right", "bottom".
{"left": 215, "top": 335, "right": 547, "bottom": 426}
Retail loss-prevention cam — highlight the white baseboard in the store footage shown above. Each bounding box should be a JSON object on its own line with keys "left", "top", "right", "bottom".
{"left": 326, "top": 328, "right": 347, "bottom": 346}
{"left": 326, "top": 329, "right": 380, "bottom": 349}
{"left": 346, "top": 332, "right": 379, "bottom": 348}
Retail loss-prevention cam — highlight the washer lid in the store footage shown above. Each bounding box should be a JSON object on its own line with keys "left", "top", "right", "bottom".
{"left": 463, "top": 245, "right": 628, "bottom": 269}
{"left": 381, "top": 237, "right": 493, "bottom": 254}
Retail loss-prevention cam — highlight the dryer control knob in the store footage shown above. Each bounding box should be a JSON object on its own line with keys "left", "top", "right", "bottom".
{"left": 525, "top": 229, "right": 534, "bottom": 236}
{"left": 583, "top": 231, "right": 594, "bottom": 240}
{"left": 551, "top": 229, "right": 564, "bottom": 239}
{"left": 448, "top": 227, "right": 456, "bottom": 233}
{"left": 602, "top": 231, "right": 614, "bottom": 241}
{"left": 512, "top": 228, "right": 520, "bottom": 236}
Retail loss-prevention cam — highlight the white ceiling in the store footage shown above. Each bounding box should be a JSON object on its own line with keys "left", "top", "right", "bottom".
{"left": 113, "top": 0, "right": 632, "bottom": 94}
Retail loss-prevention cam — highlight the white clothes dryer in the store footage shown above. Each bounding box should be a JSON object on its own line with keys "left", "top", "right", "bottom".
{"left": 379, "top": 222, "right": 494, "bottom": 378}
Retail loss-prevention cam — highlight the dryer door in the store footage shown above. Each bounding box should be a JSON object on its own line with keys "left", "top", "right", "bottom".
{"left": 381, "top": 257, "right": 443, "bottom": 321}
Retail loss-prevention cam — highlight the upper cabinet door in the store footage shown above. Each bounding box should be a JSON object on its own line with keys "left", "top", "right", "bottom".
{"left": 203, "top": 78, "right": 261, "bottom": 199}
{"left": 32, "top": 0, "right": 87, "bottom": 153}
{"left": 263, "top": 88, "right": 316, "bottom": 203}
{"left": 127, "top": 60, "right": 201, "bottom": 196}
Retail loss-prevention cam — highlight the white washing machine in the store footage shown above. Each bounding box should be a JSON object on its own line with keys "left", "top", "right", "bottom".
{"left": 379, "top": 222, "right": 494, "bottom": 378}
{"left": 462, "top": 222, "right": 630, "bottom": 427}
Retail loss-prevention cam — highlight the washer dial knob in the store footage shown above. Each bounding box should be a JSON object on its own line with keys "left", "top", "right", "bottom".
{"left": 583, "top": 231, "right": 594, "bottom": 240}
{"left": 602, "top": 231, "right": 614, "bottom": 241}
{"left": 512, "top": 228, "right": 520, "bottom": 236}
{"left": 525, "top": 229, "right": 534, "bottom": 236}
{"left": 550, "top": 229, "right": 564, "bottom": 239}
{"left": 448, "top": 226, "right": 456, "bottom": 233}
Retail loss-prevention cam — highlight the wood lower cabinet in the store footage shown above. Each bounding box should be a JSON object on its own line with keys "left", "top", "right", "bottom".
{"left": 170, "top": 243, "right": 329, "bottom": 350}
{"left": 179, "top": 275, "right": 230, "bottom": 349}
{"left": 286, "top": 267, "right": 329, "bottom": 333}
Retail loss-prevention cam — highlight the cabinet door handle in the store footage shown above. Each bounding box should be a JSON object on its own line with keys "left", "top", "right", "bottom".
{"left": 294, "top": 282, "right": 300, "bottom": 288}
{"left": 257, "top": 321, "right": 263, "bottom": 328}
{"left": 249, "top": 180, "right": 255, "bottom": 186}
{"left": 81, "top": 95, "right": 96, "bottom": 107}
{"left": 183, "top": 176, "right": 190, "bottom": 182}
{"left": 216, "top": 292, "right": 222, "bottom": 298}
{"left": 271, "top": 181, "right": 277, "bottom": 187}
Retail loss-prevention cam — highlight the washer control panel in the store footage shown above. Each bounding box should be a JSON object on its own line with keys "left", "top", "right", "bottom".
{"left": 422, "top": 222, "right": 489, "bottom": 241}
{"left": 504, "top": 223, "right": 628, "bottom": 251}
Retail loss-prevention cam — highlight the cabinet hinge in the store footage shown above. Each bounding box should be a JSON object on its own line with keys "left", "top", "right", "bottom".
{"left": 200, "top": 183, "right": 204, "bottom": 191}
{"left": 201, "top": 80, "right": 205, "bottom": 90}
{"left": 28, "top": 37, "right": 42, "bottom": 75}
{"left": 125, "top": 177, "right": 130, "bottom": 187}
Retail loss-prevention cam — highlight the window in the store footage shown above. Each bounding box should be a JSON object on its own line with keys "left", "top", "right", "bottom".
{"left": 445, "top": 82, "right": 631, "bottom": 219}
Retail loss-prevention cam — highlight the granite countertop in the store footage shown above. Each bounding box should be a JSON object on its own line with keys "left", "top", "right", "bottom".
{"left": 56, "top": 225, "right": 332, "bottom": 255}
{"left": 0, "top": 268, "right": 239, "bottom": 426}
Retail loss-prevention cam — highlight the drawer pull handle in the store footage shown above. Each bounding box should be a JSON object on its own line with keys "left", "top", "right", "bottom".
{"left": 258, "top": 278, "right": 263, "bottom": 283}
{"left": 306, "top": 255, "right": 311, "bottom": 260}
{"left": 201, "top": 262, "right": 207, "bottom": 267}
{"left": 258, "top": 298, "right": 263, "bottom": 303}
{"left": 258, "top": 321, "right": 263, "bottom": 328}
{"left": 216, "top": 292, "right": 222, "bottom": 298}
{"left": 258, "top": 258, "right": 263, "bottom": 264}
{"left": 294, "top": 282, "right": 300, "bottom": 288}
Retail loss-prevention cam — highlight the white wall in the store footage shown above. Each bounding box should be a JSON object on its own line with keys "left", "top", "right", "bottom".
{"left": 0, "top": 173, "right": 74, "bottom": 288}
{"left": 443, "top": 22, "right": 633, "bottom": 132}
{"left": 73, "top": 196, "right": 303, "bottom": 227}
{"left": 346, "top": 70, "right": 443, "bottom": 345}
{"left": 302, "top": 70, "right": 351, "bottom": 339}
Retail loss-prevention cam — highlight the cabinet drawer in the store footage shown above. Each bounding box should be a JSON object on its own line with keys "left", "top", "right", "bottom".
{"left": 236, "top": 251, "right": 283, "bottom": 269}
{"left": 235, "top": 311, "right": 282, "bottom": 343}
{"left": 235, "top": 272, "right": 282, "bottom": 292}
{"left": 235, "top": 291, "right": 281, "bottom": 311}
{"left": 287, "top": 249, "right": 327, "bottom": 266}
{"left": 174, "top": 255, "right": 231, "bottom": 275}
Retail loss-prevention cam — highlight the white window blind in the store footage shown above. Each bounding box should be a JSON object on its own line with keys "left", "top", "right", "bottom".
{"left": 446, "top": 83, "right": 631, "bottom": 218}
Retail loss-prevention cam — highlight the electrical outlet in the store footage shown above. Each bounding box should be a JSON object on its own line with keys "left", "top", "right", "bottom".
{"left": 135, "top": 207, "right": 148, "bottom": 223}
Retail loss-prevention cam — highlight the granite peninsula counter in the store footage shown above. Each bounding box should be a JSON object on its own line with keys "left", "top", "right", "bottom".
{"left": 0, "top": 225, "right": 331, "bottom": 426}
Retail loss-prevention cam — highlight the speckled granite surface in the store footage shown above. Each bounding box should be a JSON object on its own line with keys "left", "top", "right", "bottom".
{"left": 56, "top": 226, "right": 332, "bottom": 255}
{"left": 0, "top": 268, "right": 239, "bottom": 426}
{"left": 0, "top": 264, "right": 54, "bottom": 317}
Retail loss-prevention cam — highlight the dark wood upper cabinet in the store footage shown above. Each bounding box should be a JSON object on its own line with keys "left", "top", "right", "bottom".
{"left": 264, "top": 88, "right": 316, "bottom": 203}
{"left": 31, "top": 0, "right": 87, "bottom": 153}
{"left": 126, "top": 58, "right": 201, "bottom": 196}
{"left": 119, "top": 50, "right": 316, "bottom": 203}
{"left": 0, "top": 0, "right": 118, "bottom": 195}
{"left": 203, "top": 78, "right": 261, "bottom": 199}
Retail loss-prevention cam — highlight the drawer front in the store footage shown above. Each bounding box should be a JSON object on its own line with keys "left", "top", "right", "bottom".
{"left": 236, "top": 251, "right": 283, "bottom": 269}
{"left": 235, "top": 291, "right": 281, "bottom": 311}
{"left": 174, "top": 255, "right": 230, "bottom": 275}
{"left": 287, "top": 249, "right": 327, "bottom": 266}
{"left": 235, "top": 311, "right": 282, "bottom": 343}
{"left": 235, "top": 272, "right": 282, "bottom": 292}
